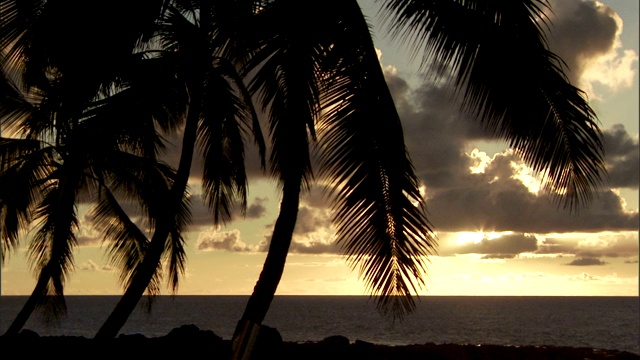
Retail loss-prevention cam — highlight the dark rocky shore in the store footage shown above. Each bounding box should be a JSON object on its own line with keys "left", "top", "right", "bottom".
{"left": 2, "top": 324, "right": 638, "bottom": 359}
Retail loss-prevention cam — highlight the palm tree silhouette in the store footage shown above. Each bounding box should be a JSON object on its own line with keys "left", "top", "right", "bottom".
{"left": 229, "top": 0, "right": 605, "bottom": 358}
{"left": 0, "top": 0, "right": 186, "bottom": 336}
{"left": 1, "top": 2, "right": 606, "bottom": 355}
{"left": 0, "top": 57, "right": 181, "bottom": 335}
{"left": 94, "top": 1, "right": 266, "bottom": 339}
{"left": 231, "top": 3, "right": 438, "bottom": 357}
{"left": 1, "top": 0, "right": 265, "bottom": 339}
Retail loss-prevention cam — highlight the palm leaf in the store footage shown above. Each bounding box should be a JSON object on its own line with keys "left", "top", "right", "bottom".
{"left": 0, "top": 139, "right": 55, "bottom": 261}
{"left": 91, "top": 184, "right": 151, "bottom": 288}
{"left": 378, "top": 0, "right": 605, "bottom": 209}
{"left": 198, "top": 60, "right": 254, "bottom": 224}
{"left": 315, "top": 0, "right": 436, "bottom": 320}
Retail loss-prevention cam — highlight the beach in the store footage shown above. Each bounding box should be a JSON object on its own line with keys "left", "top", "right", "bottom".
{"left": 2, "top": 324, "right": 638, "bottom": 360}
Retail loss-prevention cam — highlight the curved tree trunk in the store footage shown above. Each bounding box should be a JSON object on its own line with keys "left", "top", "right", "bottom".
{"left": 93, "top": 225, "right": 171, "bottom": 339}
{"left": 94, "top": 108, "right": 200, "bottom": 339}
{"left": 230, "top": 176, "right": 301, "bottom": 360}
{"left": 4, "top": 168, "right": 81, "bottom": 337}
{"left": 3, "top": 267, "right": 52, "bottom": 336}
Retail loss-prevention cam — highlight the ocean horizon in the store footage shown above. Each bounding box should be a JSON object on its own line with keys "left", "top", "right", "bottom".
{"left": 1, "top": 295, "right": 638, "bottom": 354}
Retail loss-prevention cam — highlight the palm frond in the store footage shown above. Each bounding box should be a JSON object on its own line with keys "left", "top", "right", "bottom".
{"left": 245, "top": 0, "right": 337, "bottom": 189}
{"left": 88, "top": 54, "right": 189, "bottom": 144}
{"left": 90, "top": 184, "right": 151, "bottom": 287}
{"left": 313, "top": 0, "right": 437, "bottom": 320}
{"left": 164, "top": 229, "right": 187, "bottom": 293}
{"left": 215, "top": 58, "right": 266, "bottom": 170}
{"left": 28, "top": 168, "right": 81, "bottom": 299}
{"left": 198, "top": 58, "right": 265, "bottom": 224}
{"left": 0, "top": 139, "right": 55, "bottom": 261}
{"left": 163, "top": 182, "right": 191, "bottom": 293}
{"left": 31, "top": 268, "right": 68, "bottom": 324}
{"left": 379, "top": 0, "right": 605, "bottom": 209}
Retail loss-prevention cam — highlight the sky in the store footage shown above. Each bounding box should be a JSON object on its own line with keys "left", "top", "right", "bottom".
{"left": 1, "top": 0, "right": 638, "bottom": 297}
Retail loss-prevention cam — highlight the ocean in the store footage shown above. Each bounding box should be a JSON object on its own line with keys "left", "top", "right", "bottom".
{"left": 1, "top": 296, "right": 638, "bottom": 354}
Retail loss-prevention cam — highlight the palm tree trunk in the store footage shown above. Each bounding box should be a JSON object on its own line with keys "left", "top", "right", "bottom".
{"left": 94, "top": 107, "right": 200, "bottom": 339}
{"left": 230, "top": 176, "right": 301, "bottom": 360}
{"left": 3, "top": 267, "right": 52, "bottom": 336}
{"left": 93, "top": 226, "right": 170, "bottom": 339}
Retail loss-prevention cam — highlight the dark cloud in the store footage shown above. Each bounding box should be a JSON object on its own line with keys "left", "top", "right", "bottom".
{"left": 379, "top": 54, "right": 638, "bottom": 234}
{"left": 300, "top": 184, "right": 333, "bottom": 209}
{"left": 566, "top": 257, "right": 608, "bottom": 266}
{"left": 288, "top": 200, "right": 339, "bottom": 254}
{"left": 536, "top": 238, "right": 577, "bottom": 255}
{"left": 187, "top": 193, "right": 218, "bottom": 227}
{"left": 456, "top": 233, "right": 539, "bottom": 256}
{"left": 536, "top": 233, "right": 638, "bottom": 258}
{"left": 188, "top": 193, "right": 269, "bottom": 227}
{"left": 382, "top": 67, "right": 631, "bottom": 234}
{"left": 603, "top": 124, "right": 640, "bottom": 189}
{"left": 246, "top": 197, "right": 269, "bottom": 219}
{"left": 376, "top": 0, "right": 638, "bottom": 235}
{"left": 546, "top": 0, "right": 620, "bottom": 84}
{"left": 294, "top": 205, "right": 333, "bottom": 235}
{"left": 393, "top": 84, "right": 495, "bottom": 192}
{"left": 421, "top": 150, "right": 638, "bottom": 233}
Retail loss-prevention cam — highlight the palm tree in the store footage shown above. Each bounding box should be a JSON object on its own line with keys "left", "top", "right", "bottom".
{"left": 0, "top": 0, "right": 183, "bottom": 335}
{"left": 1, "top": 1, "right": 606, "bottom": 351}
{"left": 1, "top": 0, "right": 265, "bottom": 339}
{"left": 94, "top": 0, "right": 266, "bottom": 339}
{"left": 0, "top": 62, "right": 181, "bottom": 335}
{"left": 0, "top": 0, "right": 170, "bottom": 249}
{"left": 229, "top": 0, "right": 605, "bottom": 358}
{"left": 230, "top": 2, "right": 436, "bottom": 356}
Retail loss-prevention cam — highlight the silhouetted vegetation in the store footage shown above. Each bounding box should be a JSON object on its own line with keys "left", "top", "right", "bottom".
{"left": 1, "top": 2, "right": 606, "bottom": 358}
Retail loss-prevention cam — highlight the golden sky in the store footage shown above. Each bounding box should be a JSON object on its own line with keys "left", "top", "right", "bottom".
{"left": 1, "top": 0, "right": 638, "bottom": 297}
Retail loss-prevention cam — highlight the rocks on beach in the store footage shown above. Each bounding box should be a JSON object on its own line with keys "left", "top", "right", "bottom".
{"left": 1, "top": 324, "right": 638, "bottom": 360}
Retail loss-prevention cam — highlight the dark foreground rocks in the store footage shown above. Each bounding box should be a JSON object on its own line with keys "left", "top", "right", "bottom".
{"left": 1, "top": 324, "right": 638, "bottom": 360}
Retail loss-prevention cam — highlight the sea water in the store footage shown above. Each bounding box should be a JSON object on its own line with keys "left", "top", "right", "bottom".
{"left": 0, "top": 296, "right": 638, "bottom": 354}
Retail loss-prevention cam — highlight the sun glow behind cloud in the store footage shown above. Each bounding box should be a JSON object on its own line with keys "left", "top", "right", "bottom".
{"left": 468, "top": 148, "right": 544, "bottom": 194}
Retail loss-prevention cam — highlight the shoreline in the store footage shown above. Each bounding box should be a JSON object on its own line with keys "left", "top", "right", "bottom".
{"left": 2, "top": 325, "right": 638, "bottom": 360}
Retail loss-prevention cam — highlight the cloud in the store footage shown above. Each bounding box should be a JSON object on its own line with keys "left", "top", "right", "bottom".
{"left": 246, "top": 197, "right": 269, "bottom": 219}
{"left": 188, "top": 193, "right": 270, "bottom": 227}
{"left": 197, "top": 229, "right": 255, "bottom": 252}
{"left": 603, "top": 124, "right": 640, "bottom": 189}
{"left": 78, "top": 260, "right": 101, "bottom": 271}
{"left": 78, "top": 260, "right": 113, "bottom": 272}
{"left": 289, "top": 240, "right": 339, "bottom": 255}
{"left": 294, "top": 205, "right": 333, "bottom": 235}
{"left": 221, "top": 196, "right": 339, "bottom": 255}
{"left": 536, "top": 232, "right": 638, "bottom": 258}
{"left": 288, "top": 201, "right": 340, "bottom": 255}
{"left": 433, "top": 230, "right": 636, "bottom": 260}
{"left": 546, "top": 0, "right": 638, "bottom": 98}
{"left": 456, "top": 233, "right": 539, "bottom": 257}
{"left": 377, "top": 51, "right": 639, "bottom": 235}
{"left": 422, "top": 150, "right": 638, "bottom": 233}
{"left": 566, "top": 257, "right": 608, "bottom": 266}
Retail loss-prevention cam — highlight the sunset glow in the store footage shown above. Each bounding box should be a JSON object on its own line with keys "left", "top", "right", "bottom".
{"left": 1, "top": 0, "right": 637, "bottom": 299}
